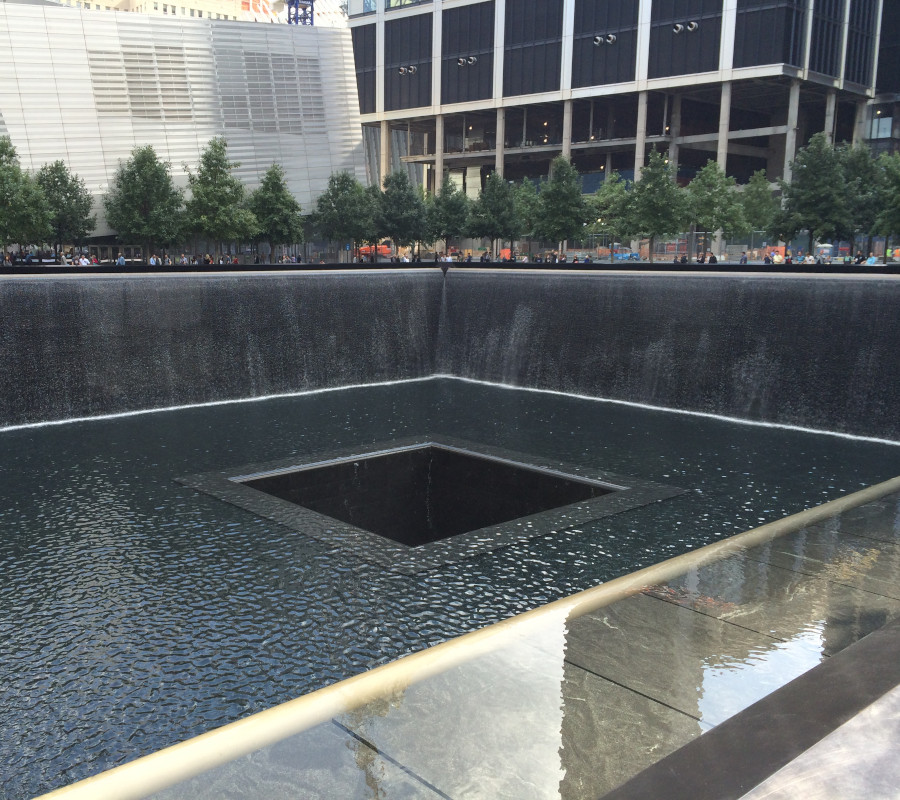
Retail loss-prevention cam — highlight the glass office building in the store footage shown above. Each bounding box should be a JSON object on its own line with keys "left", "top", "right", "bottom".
{"left": 348, "top": 0, "right": 898, "bottom": 194}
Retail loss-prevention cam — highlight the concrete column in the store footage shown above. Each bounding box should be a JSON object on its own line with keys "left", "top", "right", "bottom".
{"left": 782, "top": 79, "right": 800, "bottom": 183}
{"left": 380, "top": 119, "right": 390, "bottom": 185}
{"left": 633, "top": 90, "right": 648, "bottom": 180}
{"left": 824, "top": 90, "right": 837, "bottom": 143}
{"left": 435, "top": 114, "right": 445, "bottom": 189}
{"left": 853, "top": 99, "right": 868, "bottom": 146}
{"left": 714, "top": 82, "right": 733, "bottom": 258}
{"left": 562, "top": 99, "right": 573, "bottom": 158}
{"left": 605, "top": 151, "right": 613, "bottom": 175}
{"left": 495, "top": 107, "right": 505, "bottom": 176}
{"left": 717, "top": 81, "right": 731, "bottom": 170}
{"left": 668, "top": 93, "right": 682, "bottom": 174}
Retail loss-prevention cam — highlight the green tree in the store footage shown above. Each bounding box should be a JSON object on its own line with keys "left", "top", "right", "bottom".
{"left": 104, "top": 145, "right": 183, "bottom": 260}
{"left": 513, "top": 178, "right": 542, "bottom": 258}
{"left": 186, "top": 137, "right": 258, "bottom": 257}
{"left": 740, "top": 169, "right": 779, "bottom": 237}
{"left": 841, "top": 143, "right": 882, "bottom": 255}
{"left": 875, "top": 152, "right": 900, "bottom": 238}
{"left": 0, "top": 136, "right": 51, "bottom": 250}
{"left": 537, "top": 155, "right": 587, "bottom": 250}
{"left": 587, "top": 171, "right": 631, "bottom": 262}
{"left": 468, "top": 171, "right": 519, "bottom": 256}
{"left": 627, "top": 151, "right": 688, "bottom": 263}
{"left": 686, "top": 160, "right": 746, "bottom": 253}
{"left": 248, "top": 163, "right": 304, "bottom": 261}
{"left": 362, "top": 184, "right": 384, "bottom": 250}
{"left": 777, "top": 132, "right": 848, "bottom": 255}
{"left": 313, "top": 171, "right": 378, "bottom": 254}
{"left": 428, "top": 176, "right": 469, "bottom": 255}
{"left": 375, "top": 170, "right": 426, "bottom": 253}
{"left": 35, "top": 160, "right": 96, "bottom": 252}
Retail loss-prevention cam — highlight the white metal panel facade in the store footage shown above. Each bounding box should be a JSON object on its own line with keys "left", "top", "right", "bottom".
{"left": 0, "top": 3, "right": 365, "bottom": 233}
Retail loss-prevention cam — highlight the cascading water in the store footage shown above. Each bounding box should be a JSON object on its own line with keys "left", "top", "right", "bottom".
{"left": 2, "top": 268, "right": 900, "bottom": 799}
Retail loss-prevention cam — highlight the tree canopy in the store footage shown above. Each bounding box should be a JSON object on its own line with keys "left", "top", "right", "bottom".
{"left": 0, "top": 137, "right": 51, "bottom": 249}
{"left": 777, "top": 132, "right": 848, "bottom": 253}
{"left": 841, "top": 143, "right": 883, "bottom": 251}
{"left": 875, "top": 152, "right": 900, "bottom": 238}
{"left": 104, "top": 144, "right": 183, "bottom": 257}
{"left": 513, "top": 178, "right": 542, "bottom": 255}
{"left": 468, "top": 171, "right": 519, "bottom": 253}
{"left": 428, "top": 176, "right": 470, "bottom": 250}
{"left": 740, "top": 169, "right": 779, "bottom": 237}
{"left": 375, "top": 170, "right": 426, "bottom": 249}
{"left": 627, "top": 151, "right": 688, "bottom": 262}
{"left": 248, "top": 163, "right": 304, "bottom": 254}
{"left": 537, "top": 155, "right": 587, "bottom": 247}
{"left": 185, "top": 137, "right": 257, "bottom": 253}
{"left": 686, "top": 160, "right": 746, "bottom": 239}
{"left": 313, "top": 171, "right": 377, "bottom": 248}
{"left": 587, "top": 171, "right": 631, "bottom": 260}
{"left": 36, "top": 160, "right": 96, "bottom": 250}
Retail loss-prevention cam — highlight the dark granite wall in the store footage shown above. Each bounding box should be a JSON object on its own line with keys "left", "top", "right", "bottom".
{"left": 0, "top": 273, "right": 443, "bottom": 427}
{"left": 2, "top": 271, "right": 899, "bottom": 440}
{"left": 435, "top": 273, "right": 900, "bottom": 440}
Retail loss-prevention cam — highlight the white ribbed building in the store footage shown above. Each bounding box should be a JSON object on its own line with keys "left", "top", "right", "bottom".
{"left": 0, "top": 0, "right": 365, "bottom": 235}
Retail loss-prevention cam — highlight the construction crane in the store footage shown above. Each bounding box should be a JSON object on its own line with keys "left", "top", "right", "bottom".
{"left": 286, "top": 0, "right": 314, "bottom": 24}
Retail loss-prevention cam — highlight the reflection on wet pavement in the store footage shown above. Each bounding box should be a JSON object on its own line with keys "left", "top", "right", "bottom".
{"left": 146, "top": 491, "right": 900, "bottom": 800}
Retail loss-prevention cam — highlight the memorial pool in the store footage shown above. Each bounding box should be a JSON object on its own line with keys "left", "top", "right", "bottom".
{"left": 3, "top": 377, "right": 900, "bottom": 799}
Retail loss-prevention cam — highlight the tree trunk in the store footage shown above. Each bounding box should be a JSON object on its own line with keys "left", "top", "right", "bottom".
{"left": 648, "top": 235, "right": 656, "bottom": 263}
{"left": 808, "top": 230, "right": 814, "bottom": 257}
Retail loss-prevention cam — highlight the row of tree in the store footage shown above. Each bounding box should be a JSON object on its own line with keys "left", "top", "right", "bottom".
{"left": 104, "top": 139, "right": 303, "bottom": 259}
{"left": 0, "top": 137, "right": 95, "bottom": 253}
{"left": 0, "top": 136, "right": 303, "bottom": 259}
{"left": 304, "top": 138, "right": 900, "bottom": 262}
{"left": 4, "top": 132, "right": 900, "bottom": 261}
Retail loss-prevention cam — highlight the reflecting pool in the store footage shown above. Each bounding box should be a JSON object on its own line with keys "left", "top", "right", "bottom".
{"left": 2, "top": 378, "right": 899, "bottom": 799}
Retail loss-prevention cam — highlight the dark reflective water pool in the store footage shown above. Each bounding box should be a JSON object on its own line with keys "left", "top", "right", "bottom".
{"left": 2, "top": 378, "right": 899, "bottom": 799}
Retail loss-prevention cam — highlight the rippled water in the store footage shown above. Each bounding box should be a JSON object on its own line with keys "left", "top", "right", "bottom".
{"left": 2, "top": 378, "right": 899, "bottom": 799}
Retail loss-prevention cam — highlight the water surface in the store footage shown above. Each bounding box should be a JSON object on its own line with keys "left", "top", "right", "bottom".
{"left": 2, "top": 378, "right": 899, "bottom": 798}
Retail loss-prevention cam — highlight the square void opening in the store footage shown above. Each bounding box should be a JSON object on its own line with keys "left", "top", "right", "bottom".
{"left": 242, "top": 445, "right": 612, "bottom": 547}
{"left": 178, "top": 436, "right": 684, "bottom": 574}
